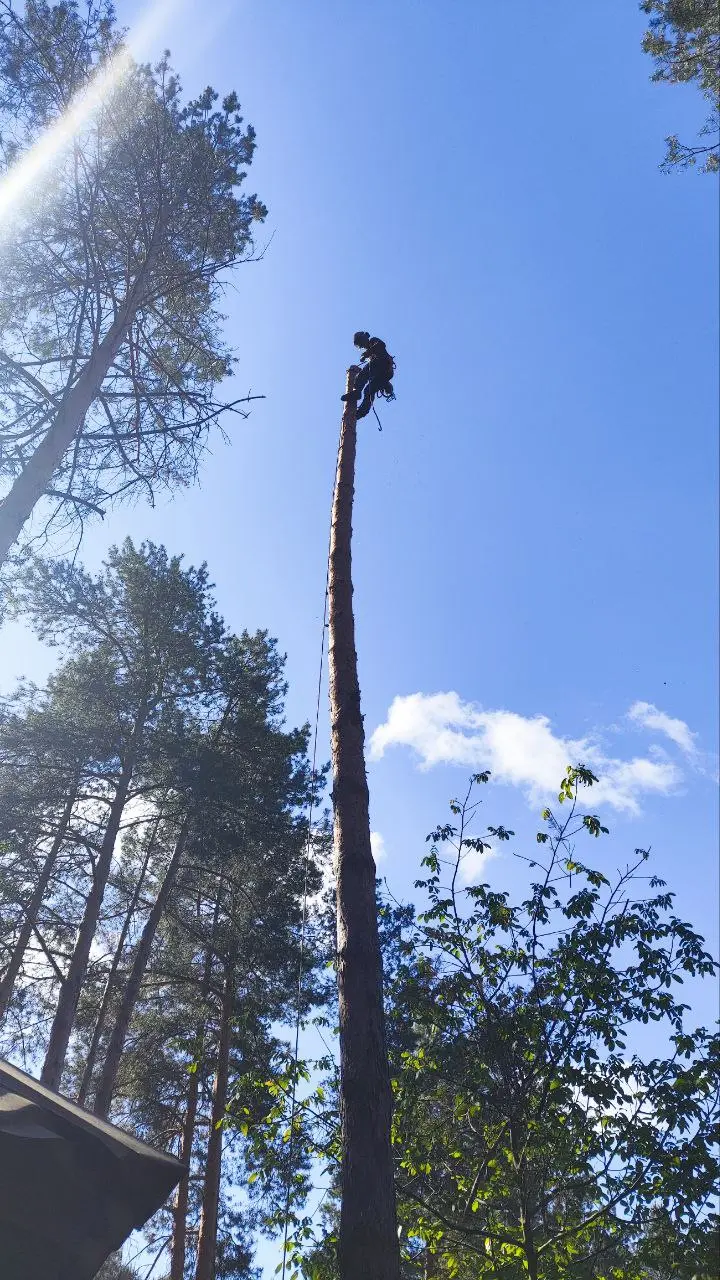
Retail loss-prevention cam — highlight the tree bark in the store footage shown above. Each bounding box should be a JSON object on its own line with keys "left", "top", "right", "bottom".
{"left": 520, "top": 1187, "right": 539, "bottom": 1280}
{"left": 170, "top": 1064, "right": 200, "bottom": 1280}
{"left": 90, "top": 693, "right": 233, "bottom": 1110}
{"left": 522, "top": 1220, "right": 539, "bottom": 1280}
{"left": 93, "top": 817, "right": 189, "bottom": 1117}
{"left": 0, "top": 787, "right": 77, "bottom": 1020}
{"left": 0, "top": 250, "right": 158, "bottom": 564}
{"left": 328, "top": 369, "right": 400, "bottom": 1279}
{"left": 170, "top": 892, "right": 221, "bottom": 1280}
{"left": 41, "top": 750, "right": 137, "bottom": 1090}
{"left": 423, "top": 1250, "right": 441, "bottom": 1280}
{"left": 194, "top": 959, "right": 234, "bottom": 1280}
{"left": 76, "top": 811, "right": 162, "bottom": 1106}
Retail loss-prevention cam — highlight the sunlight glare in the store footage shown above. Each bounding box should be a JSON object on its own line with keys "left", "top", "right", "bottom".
{"left": 0, "top": 0, "right": 181, "bottom": 228}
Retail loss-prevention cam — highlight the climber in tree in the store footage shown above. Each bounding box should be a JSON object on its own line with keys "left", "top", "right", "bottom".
{"left": 342, "top": 331, "right": 395, "bottom": 419}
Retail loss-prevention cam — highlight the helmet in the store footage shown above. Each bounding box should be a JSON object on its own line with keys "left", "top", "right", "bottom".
{"left": 353, "top": 331, "right": 371, "bottom": 347}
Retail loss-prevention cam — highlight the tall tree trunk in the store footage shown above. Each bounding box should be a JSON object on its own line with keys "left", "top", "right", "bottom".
{"left": 0, "top": 248, "right": 158, "bottom": 564}
{"left": 94, "top": 817, "right": 189, "bottom": 1117}
{"left": 328, "top": 369, "right": 400, "bottom": 1279}
{"left": 76, "top": 811, "right": 162, "bottom": 1106}
{"left": 0, "top": 787, "right": 76, "bottom": 1020}
{"left": 170, "top": 891, "right": 222, "bottom": 1280}
{"left": 170, "top": 1065, "right": 200, "bottom": 1280}
{"left": 41, "top": 752, "right": 137, "bottom": 1090}
{"left": 522, "top": 1217, "right": 539, "bottom": 1280}
{"left": 94, "top": 691, "right": 234, "bottom": 1112}
{"left": 194, "top": 959, "right": 234, "bottom": 1280}
{"left": 423, "top": 1250, "right": 440, "bottom": 1280}
{"left": 519, "top": 1170, "right": 539, "bottom": 1280}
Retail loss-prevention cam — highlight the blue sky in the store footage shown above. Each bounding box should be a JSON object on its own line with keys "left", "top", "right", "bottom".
{"left": 0, "top": 1, "right": 718, "bottom": 1273}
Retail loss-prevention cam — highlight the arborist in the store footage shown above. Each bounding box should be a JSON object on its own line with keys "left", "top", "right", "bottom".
{"left": 341, "top": 331, "right": 395, "bottom": 421}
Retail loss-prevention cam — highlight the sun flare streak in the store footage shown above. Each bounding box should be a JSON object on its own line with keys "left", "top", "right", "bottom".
{"left": 0, "top": 48, "right": 132, "bottom": 224}
{"left": 0, "top": 0, "right": 179, "bottom": 228}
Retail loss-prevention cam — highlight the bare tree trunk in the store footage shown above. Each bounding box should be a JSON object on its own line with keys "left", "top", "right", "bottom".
{"left": 170, "top": 1065, "right": 200, "bottom": 1280}
{"left": 0, "top": 249, "right": 159, "bottom": 564}
{"left": 328, "top": 369, "right": 400, "bottom": 1279}
{"left": 0, "top": 788, "right": 76, "bottom": 1020}
{"left": 423, "top": 1249, "right": 441, "bottom": 1280}
{"left": 76, "top": 811, "right": 162, "bottom": 1106}
{"left": 41, "top": 752, "right": 137, "bottom": 1090}
{"left": 194, "top": 959, "right": 234, "bottom": 1280}
{"left": 520, "top": 1187, "right": 539, "bottom": 1280}
{"left": 94, "top": 696, "right": 234, "bottom": 1111}
{"left": 94, "top": 817, "right": 189, "bottom": 1117}
{"left": 170, "top": 890, "right": 222, "bottom": 1280}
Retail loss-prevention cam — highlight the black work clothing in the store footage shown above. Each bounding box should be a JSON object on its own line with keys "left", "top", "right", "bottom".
{"left": 352, "top": 337, "right": 395, "bottom": 419}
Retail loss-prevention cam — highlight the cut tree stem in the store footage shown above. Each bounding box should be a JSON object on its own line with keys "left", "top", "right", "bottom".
{"left": 328, "top": 366, "right": 400, "bottom": 1279}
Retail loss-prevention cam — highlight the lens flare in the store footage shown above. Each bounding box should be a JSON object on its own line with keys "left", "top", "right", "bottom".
{"left": 0, "top": 0, "right": 180, "bottom": 228}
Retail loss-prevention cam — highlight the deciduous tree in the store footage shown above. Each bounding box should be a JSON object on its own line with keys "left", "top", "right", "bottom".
{"left": 267, "top": 771, "right": 720, "bottom": 1279}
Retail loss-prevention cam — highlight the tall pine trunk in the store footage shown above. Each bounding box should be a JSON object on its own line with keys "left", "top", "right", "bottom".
{"left": 41, "top": 750, "right": 137, "bottom": 1090}
{"left": 0, "top": 787, "right": 76, "bottom": 1020}
{"left": 93, "top": 818, "right": 189, "bottom": 1117}
{"left": 170, "top": 892, "right": 222, "bottom": 1280}
{"left": 0, "top": 251, "right": 158, "bottom": 565}
{"left": 328, "top": 370, "right": 399, "bottom": 1278}
{"left": 170, "top": 1065, "right": 200, "bottom": 1280}
{"left": 96, "top": 690, "right": 234, "bottom": 1111}
{"left": 95, "top": 695, "right": 234, "bottom": 1111}
{"left": 76, "top": 812, "right": 161, "bottom": 1106}
{"left": 194, "top": 958, "right": 234, "bottom": 1280}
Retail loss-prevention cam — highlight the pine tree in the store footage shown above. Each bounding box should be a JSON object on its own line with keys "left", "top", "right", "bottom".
{"left": 641, "top": 0, "right": 719, "bottom": 170}
{"left": 0, "top": 649, "right": 128, "bottom": 1040}
{"left": 4, "top": 540, "right": 224, "bottom": 1088}
{"left": 0, "top": 0, "right": 266, "bottom": 562}
{"left": 0, "top": 546, "right": 331, "bottom": 1275}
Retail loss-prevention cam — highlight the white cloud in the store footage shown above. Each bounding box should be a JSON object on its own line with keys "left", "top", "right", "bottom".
{"left": 459, "top": 839, "right": 497, "bottom": 885}
{"left": 628, "top": 701, "right": 697, "bottom": 756}
{"left": 370, "top": 831, "right": 387, "bottom": 864}
{"left": 369, "top": 692, "right": 685, "bottom": 815}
